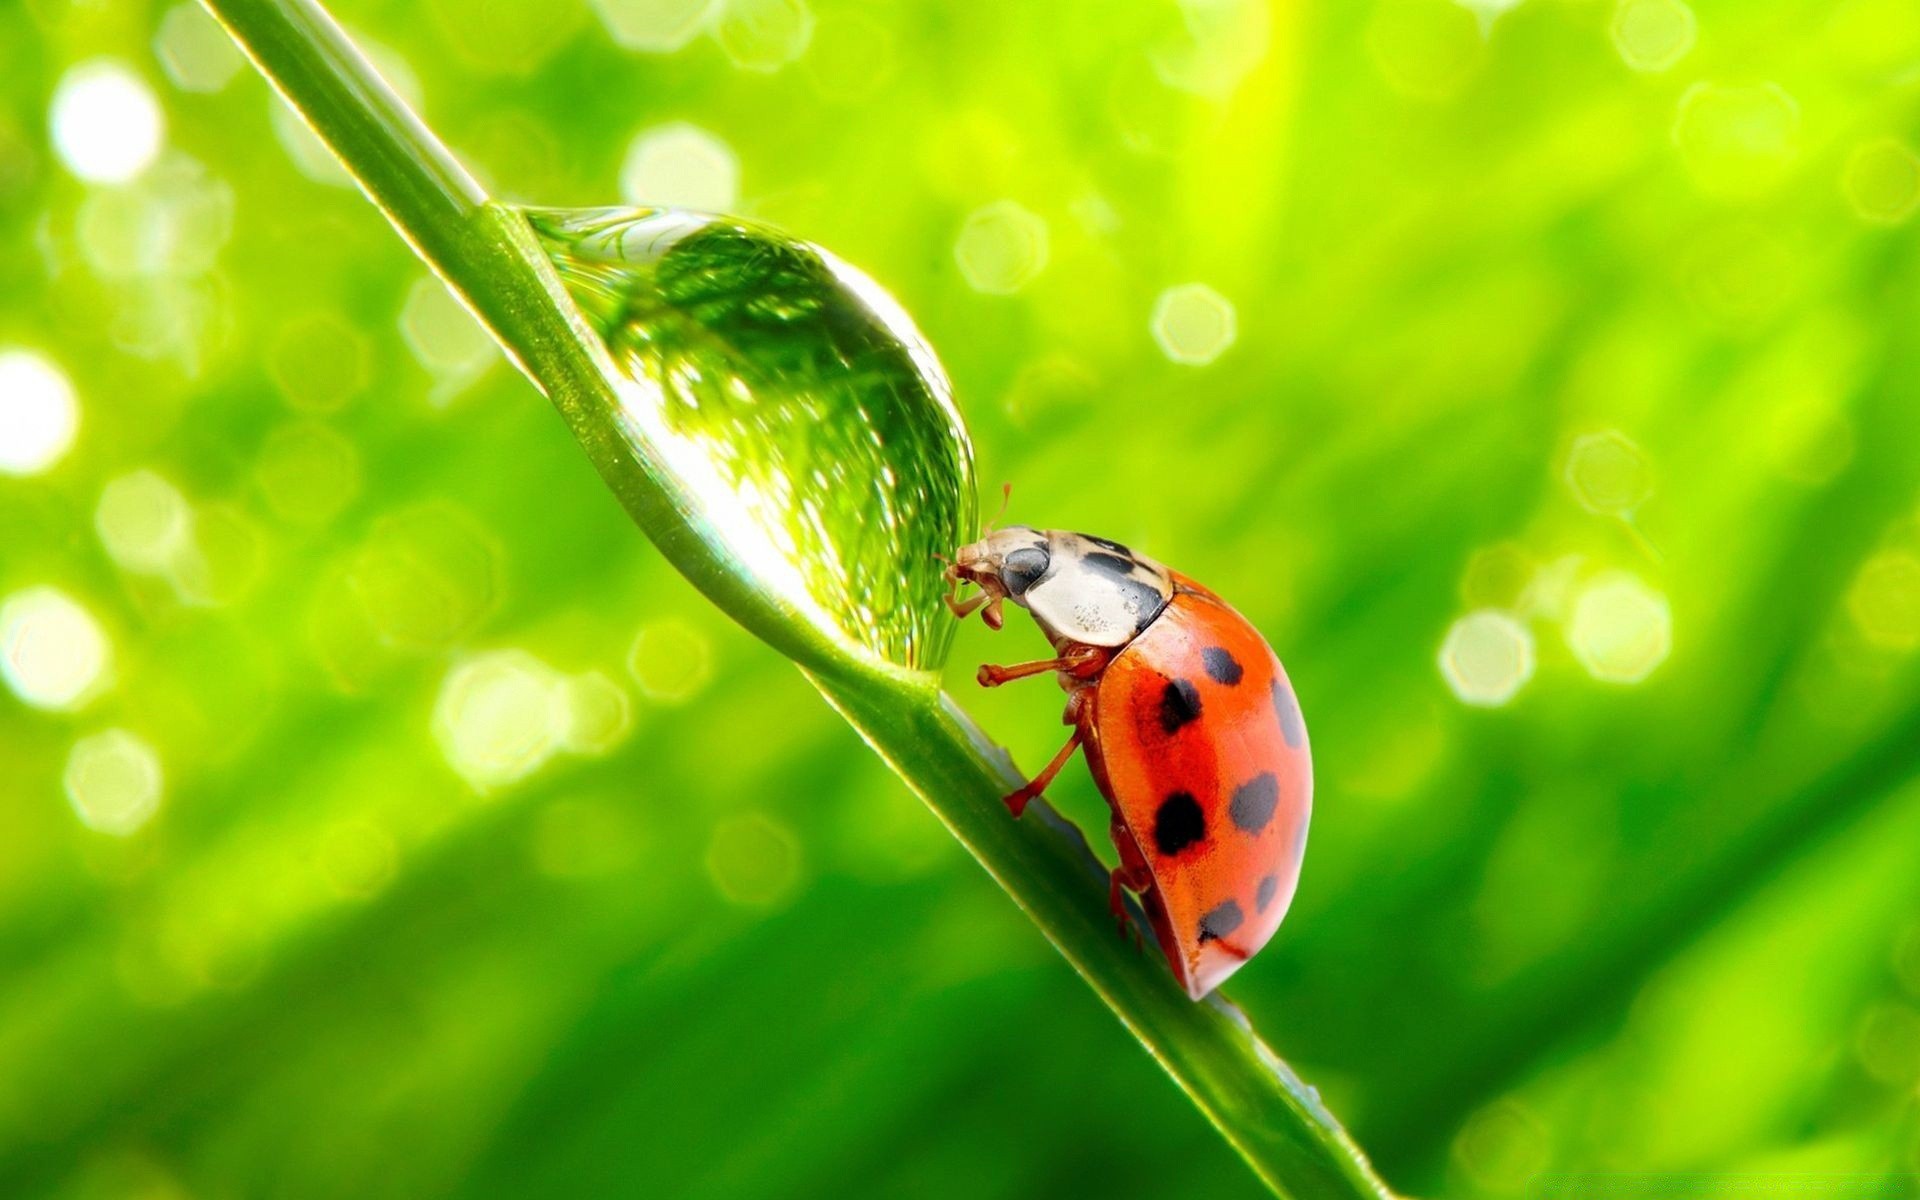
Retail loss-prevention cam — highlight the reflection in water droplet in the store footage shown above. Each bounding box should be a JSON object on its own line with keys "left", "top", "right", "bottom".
{"left": 527, "top": 206, "right": 976, "bottom": 671}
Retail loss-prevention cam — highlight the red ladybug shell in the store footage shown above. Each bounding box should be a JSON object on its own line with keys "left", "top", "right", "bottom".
{"left": 1083, "top": 577, "right": 1312, "bottom": 999}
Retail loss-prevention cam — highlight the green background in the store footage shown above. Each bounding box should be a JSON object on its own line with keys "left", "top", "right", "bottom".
{"left": 6, "top": 0, "right": 1920, "bottom": 1195}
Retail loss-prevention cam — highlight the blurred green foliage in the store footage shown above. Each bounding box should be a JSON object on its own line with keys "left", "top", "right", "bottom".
{"left": 4, "top": 0, "right": 1920, "bottom": 1197}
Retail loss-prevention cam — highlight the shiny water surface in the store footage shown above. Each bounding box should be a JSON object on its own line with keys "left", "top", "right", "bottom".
{"left": 525, "top": 206, "right": 976, "bottom": 672}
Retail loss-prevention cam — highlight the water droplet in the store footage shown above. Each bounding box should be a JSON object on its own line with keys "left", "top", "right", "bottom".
{"left": 1567, "top": 572, "right": 1671, "bottom": 683}
{"left": 1438, "top": 610, "right": 1534, "bottom": 707}
{"left": 50, "top": 60, "right": 165, "bottom": 184}
{"left": 1610, "top": 0, "right": 1695, "bottom": 73}
{"left": 619, "top": 122, "right": 740, "bottom": 213}
{"left": 65, "top": 729, "right": 164, "bottom": 835}
{"left": 0, "top": 586, "right": 112, "bottom": 710}
{"left": 154, "top": 3, "right": 245, "bottom": 94}
{"left": 1844, "top": 139, "right": 1920, "bottom": 225}
{"left": 954, "top": 200, "right": 1049, "bottom": 295}
{"left": 527, "top": 206, "right": 976, "bottom": 671}
{"left": 0, "top": 349, "right": 79, "bottom": 475}
{"left": 1151, "top": 282, "right": 1237, "bottom": 365}
{"left": 591, "top": 0, "right": 716, "bottom": 51}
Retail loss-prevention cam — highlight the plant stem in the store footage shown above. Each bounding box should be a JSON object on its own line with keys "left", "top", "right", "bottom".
{"left": 198, "top": 2, "right": 1395, "bottom": 1195}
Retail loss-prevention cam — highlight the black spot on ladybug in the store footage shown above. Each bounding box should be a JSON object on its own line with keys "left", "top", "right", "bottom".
{"left": 1001, "top": 546, "right": 1049, "bottom": 597}
{"left": 1202, "top": 646, "right": 1244, "bottom": 686}
{"left": 1198, "top": 899, "right": 1244, "bottom": 944}
{"left": 1271, "top": 680, "right": 1305, "bottom": 748}
{"left": 1256, "top": 874, "right": 1279, "bottom": 913}
{"left": 1083, "top": 550, "right": 1139, "bottom": 579}
{"left": 1159, "top": 678, "right": 1202, "bottom": 735}
{"left": 1229, "top": 772, "right": 1279, "bottom": 834}
{"left": 1082, "top": 534, "right": 1133, "bottom": 556}
{"left": 1153, "top": 791, "right": 1206, "bottom": 856}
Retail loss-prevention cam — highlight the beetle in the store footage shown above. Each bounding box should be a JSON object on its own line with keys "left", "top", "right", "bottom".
{"left": 944, "top": 520, "right": 1311, "bottom": 999}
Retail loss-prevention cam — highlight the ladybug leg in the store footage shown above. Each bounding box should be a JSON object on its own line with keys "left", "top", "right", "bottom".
{"left": 1002, "top": 728, "right": 1083, "bottom": 818}
{"left": 977, "top": 645, "right": 1099, "bottom": 688}
{"left": 943, "top": 589, "right": 988, "bottom": 620}
{"left": 1108, "top": 822, "right": 1156, "bottom": 951}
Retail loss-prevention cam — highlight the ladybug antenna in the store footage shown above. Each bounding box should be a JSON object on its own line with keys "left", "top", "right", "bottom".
{"left": 982, "top": 483, "right": 1013, "bottom": 536}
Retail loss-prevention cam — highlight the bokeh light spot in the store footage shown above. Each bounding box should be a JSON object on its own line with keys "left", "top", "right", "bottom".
{"left": 1438, "top": 610, "right": 1535, "bottom": 707}
{"left": 154, "top": 4, "right": 245, "bottom": 93}
{"left": 592, "top": 0, "right": 715, "bottom": 52}
{"left": 618, "top": 122, "right": 740, "bottom": 214}
{"left": 64, "top": 729, "right": 164, "bottom": 836}
{"left": 714, "top": 0, "right": 814, "bottom": 72}
{"left": 432, "top": 649, "right": 566, "bottom": 789}
{"left": 534, "top": 798, "right": 643, "bottom": 878}
{"left": 1567, "top": 572, "right": 1672, "bottom": 683}
{"left": 0, "top": 349, "right": 80, "bottom": 475}
{"left": 51, "top": 60, "right": 164, "bottom": 184}
{"left": 805, "top": 11, "right": 897, "bottom": 102}
{"left": 628, "top": 618, "right": 714, "bottom": 704}
{"left": 426, "top": 0, "right": 584, "bottom": 76}
{"left": 558, "top": 670, "right": 634, "bottom": 754}
{"left": 0, "top": 587, "right": 112, "bottom": 711}
{"left": 1366, "top": 0, "right": 1484, "bottom": 101}
{"left": 1453, "top": 1099, "right": 1552, "bottom": 1192}
{"left": 96, "top": 469, "right": 192, "bottom": 572}
{"left": 1673, "top": 82, "right": 1800, "bottom": 198}
{"left": 706, "top": 813, "right": 802, "bottom": 906}
{"left": 1844, "top": 139, "right": 1920, "bottom": 225}
{"left": 1150, "top": 283, "right": 1237, "bottom": 365}
{"left": 1564, "top": 430, "right": 1654, "bottom": 516}
{"left": 318, "top": 820, "right": 399, "bottom": 898}
{"left": 1610, "top": 0, "right": 1696, "bottom": 73}
{"left": 1847, "top": 549, "right": 1920, "bottom": 652}
{"left": 76, "top": 154, "right": 234, "bottom": 281}
{"left": 167, "top": 503, "right": 266, "bottom": 608}
{"left": 269, "top": 314, "right": 371, "bottom": 413}
{"left": 255, "top": 422, "right": 361, "bottom": 526}
{"left": 954, "top": 200, "right": 1049, "bottom": 295}
{"left": 1462, "top": 543, "right": 1539, "bottom": 611}
{"left": 399, "top": 277, "right": 499, "bottom": 403}
{"left": 349, "top": 502, "right": 504, "bottom": 651}
{"left": 1855, "top": 1003, "right": 1920, "bottom": 1086}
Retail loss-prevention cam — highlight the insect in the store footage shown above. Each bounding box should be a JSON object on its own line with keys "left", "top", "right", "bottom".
{"left": 944, "top": 517, "right": 1311, "bottom": 999}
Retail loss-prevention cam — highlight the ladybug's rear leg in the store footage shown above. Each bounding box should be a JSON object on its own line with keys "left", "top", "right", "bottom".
{"left": 1108, "top": 820, "right": 1155, "bottom": 950}
{"left": 1002, "top": 728, "right": 1083, "bottom": 818}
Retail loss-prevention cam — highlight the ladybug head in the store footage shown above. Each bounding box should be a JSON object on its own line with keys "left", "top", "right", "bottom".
{"left": 946, "top": 526, "right": 1050, "bottom": 630}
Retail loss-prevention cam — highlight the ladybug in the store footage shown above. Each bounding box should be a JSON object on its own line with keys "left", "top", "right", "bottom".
{"left": 944, "top": 521, "right": 1311, "bottom": 999}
